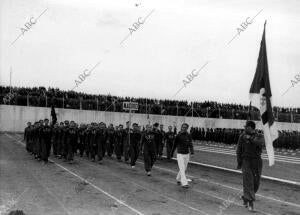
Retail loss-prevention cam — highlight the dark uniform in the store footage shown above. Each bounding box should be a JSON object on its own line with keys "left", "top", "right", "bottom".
{"left": 106, "top": 126, "right": 115, "bottom": 157}
{"left": 236, "top": 121, "right": 264, "bottom": 210}
{"left": 123, "top": 127, "right": 132, "bottom": 162}
{"left": 153, "top": 129, "right": 160, "bottom": 159}
{"left": 96, "top": 127, "right": 107, "bottom": 162}
{"left": 40, "top": 122, "right": 52, "bottom": 163}
{"left": 52, "top": 124, "right": 60, "bottom": 156}
{"left": 61, "top": 123, "right": 70, "bottom": 159}
{"left": 114, "top": 126, "right": 125, "bottom": 161}
{"left": 78, "top": 125, "right": 86, "bottom": 157}
{"left": 57, "top": 123, "right": 64, "bottom": 158}
{"left": 24, "top": 123, "right": 32, "bottom": 153}
{"left": 37, "top": 122, "right": 44, "bottom": 160}
{"left": 66, "top": 124, "right": 78, "bottom": 162}
{"left": 157, "top": 128, "right": 166, "bottom": 158}
{"left": 165, "top": 130, "right": 175, "bottom": 159}
{"left": 84, "top": 126, "right": 92, "bottom": 158}
{"left": 33, "top": 123, "right": 41, "bottom": 159}
{"left": 129, "top": 128, "right": 142, "bottom": 167}
{"left": 89, "top": 126, "right": 98, "bottom": 161}
{"left": 142, "top": 129, "right": 157, "bottom": 175}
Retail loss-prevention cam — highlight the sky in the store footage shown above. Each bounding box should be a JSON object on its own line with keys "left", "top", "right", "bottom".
{"left": 0, "top": 0, "right": 300, "bottom": 107}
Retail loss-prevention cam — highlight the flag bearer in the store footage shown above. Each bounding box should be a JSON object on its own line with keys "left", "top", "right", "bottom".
{"left": 236, "top": 120, "right": 264, "bottom": 212}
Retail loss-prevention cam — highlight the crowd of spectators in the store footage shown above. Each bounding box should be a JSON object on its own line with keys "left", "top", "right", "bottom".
{"left": 190, "top": 127, "right": 242, "bottom": 145}
{"left": 1, "top": 86, "right": 300, "bottom": 123}
{"left": 190, "top": 127, "right": 300, "bottom": 150}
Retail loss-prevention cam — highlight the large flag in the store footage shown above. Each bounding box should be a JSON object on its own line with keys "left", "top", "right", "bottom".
{"left": 249, "top": 21, "right": 278, "bottom": 166}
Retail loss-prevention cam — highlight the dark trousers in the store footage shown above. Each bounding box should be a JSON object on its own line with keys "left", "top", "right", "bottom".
{"left": 41, "top": 140, "right": 51, "bottom": 162}
{"left": 166, "top": 142, "right": 173, "bottom": 159}
{"left": 33, "top": 139, "right": 39, "bottom": 155}
{"left": 26, "top": 140, "right": 29, "bottom": 152}
{"left": 73, "top": 142, "right": 78, "bottom": 154}
{"left": 35, "top": 139, "right": 42, "bottom": 158}
{"left": 115, "top": 142, "right": 123, "bottom": 160}
{"left": 85, "top": 142, "right": 90, "bottom": 157}
{"left": 62, "top": 141, "right": 68, "bottom": 158}
{"left": 144, "top": 151, "right": 156, "bottom": 172}
{"left": 78, "top": 143, "right": 84, "bottom": 156}
{"left": 97, "top": 142, "right": 104, "bottom": 161}
{"left": 130, "top": 145, "right": 139, "bottom": 166}
{"left": 27, "top": 140, "right": 33, "bottom": 153}
{"left": 53, "top": 139, "right": 58, "bottom": 155}
{"left": 56, "top": 141, "right": 62, "bottom": 156}
{"left": 158, "top": 141, "right": 164, "bottom": 157}
{"left": 67, "top": 142, "right": 74, "bottom": 161}
{"left": 106, "top": 141, "right": 114, "bottom": 157}
{"left": 155, "top": 142, "right": 160, "bottom": 156}
{"left": 158, "top": 141, "right": 164, "bottom": 156}
{"left": 123, "top": 143, "right": 130, "bottom": 161}
{"left": 90, "top": 144, "right": 97, "bottom": 160}
{"left": 242, "top": 158, "right": 262, "bottom": 202}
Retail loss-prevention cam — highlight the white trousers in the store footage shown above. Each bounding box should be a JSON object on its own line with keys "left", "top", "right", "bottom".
{"left": 176, "top": 153, "right": 190, "bottom": 186}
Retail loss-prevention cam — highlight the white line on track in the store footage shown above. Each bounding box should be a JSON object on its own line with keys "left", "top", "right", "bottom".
{"left": 30, "top": 173, "right": 73, "bottom": 215}
{"left": 9, "top": 188, "right": 30, "bottom": 212}
{"left": 75, "top": 156, "right": 211, "bottom": 215}
{"left": 194, "top": 143, "right": 299, "bottom": 157}
{"left": 84, "top": 158, "right": 272, "bottom": 215}
{"left": 194, "top": 147, "right": 300, "bottom": 164}
{"left": 6, "top": 134, "right": 300, "bottom": 209}
{"left": 151, "top": 174, "right": 273, "bottom": 215}
{"left": 137, "top": 161, "right": 300, "bottom": 209}
{"left": 52, "top": 162, "right": 144, "bottom": 215}
{"left": 4, "top": 133, "right": 145, "bottom": 215}
{"left": 195, "top": 145, "right": 300, "bottom": 161}
{"left": 196, "top": 150, "right": 300, "bottom": 165}
{"left": 183, "top": 158, "right": 300, "bottom": 186}
{"left": 2, "top": 136, "right": 72, "bottom": 215}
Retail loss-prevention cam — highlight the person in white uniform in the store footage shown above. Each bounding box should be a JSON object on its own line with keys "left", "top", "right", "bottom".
{"left": 172, "top": 123, "right": 194, "bottom": 188}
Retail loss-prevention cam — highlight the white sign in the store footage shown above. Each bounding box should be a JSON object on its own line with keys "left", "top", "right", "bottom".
{"left": 123, "top": 102, "right": 138, "bottom": 111}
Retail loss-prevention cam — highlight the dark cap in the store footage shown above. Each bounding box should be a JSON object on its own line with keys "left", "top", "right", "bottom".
{"left": 183, "top": 123, "right": 189, "bottom": 127}
{"left": 245, "top": 120, "right": 256, "bottom": 129}
{"left": 153, "top": 122, "right": 159, "bottom": 127}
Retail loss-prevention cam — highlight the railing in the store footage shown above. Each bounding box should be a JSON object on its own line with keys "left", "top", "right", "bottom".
{"left": 1, "top": 94, "right": 299, "bottom": 123}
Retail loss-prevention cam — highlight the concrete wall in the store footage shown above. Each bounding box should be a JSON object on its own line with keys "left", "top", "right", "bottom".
{"left": 1, "top": 105, "right": 300, "bottom": 132}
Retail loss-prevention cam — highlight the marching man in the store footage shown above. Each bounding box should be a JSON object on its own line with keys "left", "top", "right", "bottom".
{"left": 172, "top": 123, "right": 194, "bottom": 188}
{"left": 142, "top": 124, "right": 157, "bottom": 176}
{"left": 236, "top": 120, "right": 264, "bottom": 212}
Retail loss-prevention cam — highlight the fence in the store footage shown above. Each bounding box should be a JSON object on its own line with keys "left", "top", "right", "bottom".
{"left": 1, "top": 94, "right": 299, "bottom": 123}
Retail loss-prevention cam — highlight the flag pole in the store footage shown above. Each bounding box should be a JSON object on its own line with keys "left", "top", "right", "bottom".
{"left": 9, "top": 67, "right": 12, "bottom": 105}
{"left": 248, "top": 102, "right": 252, "bottom": 120}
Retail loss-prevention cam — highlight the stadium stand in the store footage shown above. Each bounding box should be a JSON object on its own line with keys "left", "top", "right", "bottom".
{"left": 1, "top": 86, "right": 300, "bottom": 123}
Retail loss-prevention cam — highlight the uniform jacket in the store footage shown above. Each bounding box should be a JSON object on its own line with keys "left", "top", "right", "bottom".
{"left": 41, "top": 125, "right": 52, "bottom": 143}
{"left": 172, "top": 131, "right": 194, "bottom": 155}
{"left": 236, "top": 131, "right": 264, "bottom": 168}
{"left": 165, "top": 131, "right": 175, "bottom": 144}
{"left": 141, "top": 131, "right": 157, "bottom": 153}
{"left": 67, "top": 127, "right": 78, "bottom": 145}
{"left": 130, "top": 131, "right": 142, "bottom": 147}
